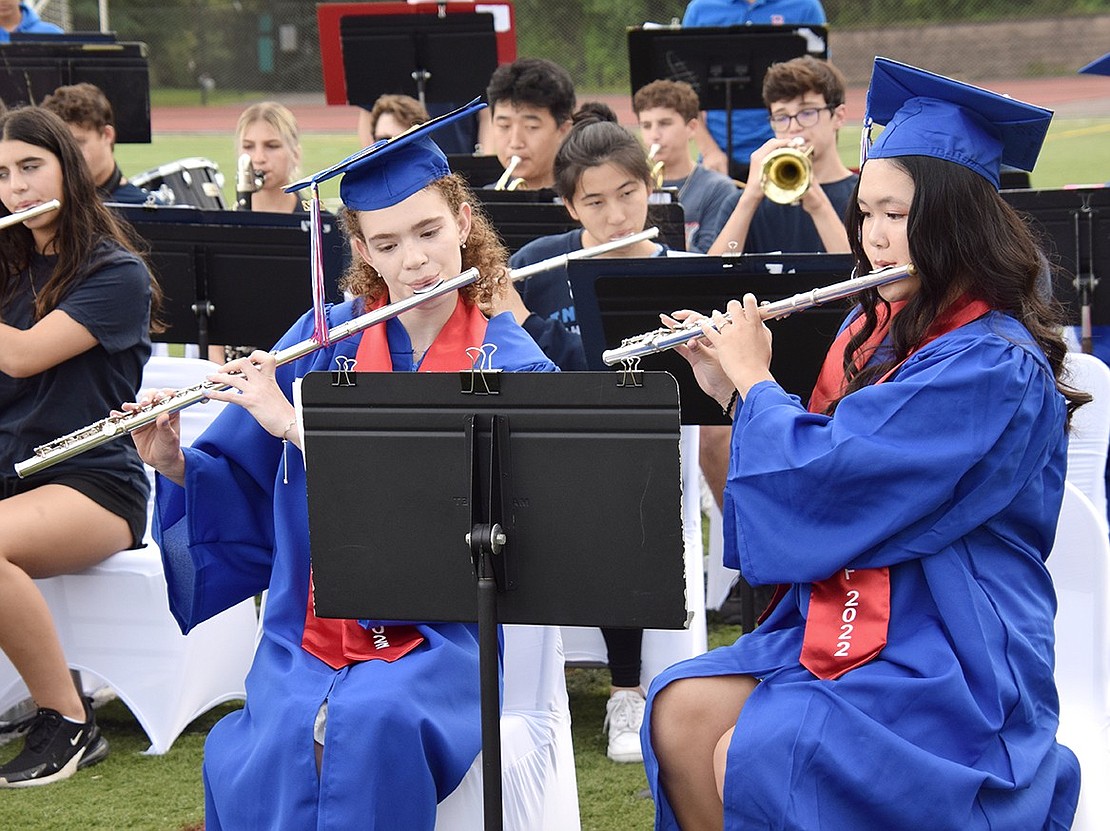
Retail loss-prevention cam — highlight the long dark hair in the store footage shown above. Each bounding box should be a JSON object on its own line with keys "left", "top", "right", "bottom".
{"left": 0, "top": 106, "right": 163, "bottom": 330}
{"left": 841, "top": 155, "right": 1088, "bottom": 421}
{"left": 552, "top": 102, "right": 653, "bottom": 205}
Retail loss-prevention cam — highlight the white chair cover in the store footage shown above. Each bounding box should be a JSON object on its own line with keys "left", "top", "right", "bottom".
{"left": 1063, "top": 351, "right": 1110, "bottom": 522}
{"left": 1047, "top": 482, "right": 1110, "bottom": 829}
{"left": 435, "top": 625, "right": 580, "bottom": 830}
{"left": 561, "top": 425, "right": 708, "bottom": 692}
{"left": 0, "top": 356, "right": 257, "bottom": 755}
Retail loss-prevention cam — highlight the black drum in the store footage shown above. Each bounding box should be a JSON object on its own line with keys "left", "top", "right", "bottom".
{"left": 130, "top": 157, "right": 227, "bottom": 209}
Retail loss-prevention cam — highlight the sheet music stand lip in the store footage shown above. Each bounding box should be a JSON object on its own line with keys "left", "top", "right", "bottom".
{"left": 300, "top": 370, "right": 686, "bottom": 830}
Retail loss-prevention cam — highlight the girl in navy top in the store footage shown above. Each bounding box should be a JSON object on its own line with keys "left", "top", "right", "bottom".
{"left": 0, "top": 106, "right": 162, "bottom": 787}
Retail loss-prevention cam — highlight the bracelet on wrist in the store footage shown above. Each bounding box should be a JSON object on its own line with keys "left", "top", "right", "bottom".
{"left": 723, "top": 389, "right": 738, "bottom": 419}
{"left": 281, "top": 419, "right": 297, "bottom": 442}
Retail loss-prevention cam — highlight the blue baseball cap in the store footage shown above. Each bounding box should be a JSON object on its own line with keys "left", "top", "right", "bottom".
{"left": 285, "top": 98, "right": 485, "bottom": 210}
{"left": 863, "top": 58, "right": 1053, "bottom": 188}
{"left": 1079, "top": 53, "right": 1110, "bottom": 77}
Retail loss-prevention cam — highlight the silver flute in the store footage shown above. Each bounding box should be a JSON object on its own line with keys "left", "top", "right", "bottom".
{"left": 601, "top": 263, "right": 917, "bottom": 366}
{"left": 510, "top": 227, "right": 660, "bottom": 282}
{"left": 15, "top": 269, "right": 479, "bottom": 478}
{"left": 0, "top": 199, "right": 61, "bottom": 230}
{"left": 15, "top": 228, "right": 669, "bottom": 478}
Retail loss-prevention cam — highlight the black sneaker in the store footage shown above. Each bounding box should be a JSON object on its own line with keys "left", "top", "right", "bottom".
{"left": 0, "top": 701, "right": 109, "bottom": 788}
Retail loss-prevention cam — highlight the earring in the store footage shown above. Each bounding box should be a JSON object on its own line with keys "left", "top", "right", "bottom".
{"left": 461, "top": 240, "right": 468, "bottom": 250}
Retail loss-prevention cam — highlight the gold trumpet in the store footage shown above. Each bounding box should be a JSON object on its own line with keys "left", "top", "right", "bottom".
{"left": 647, "top": 144, "right": 665, "bottom": 189}
{"left": 494, "top": 155, "right": 527, "bottom": 191}
{"left": 761, "top": 138, "right": 813, "bottom": 205}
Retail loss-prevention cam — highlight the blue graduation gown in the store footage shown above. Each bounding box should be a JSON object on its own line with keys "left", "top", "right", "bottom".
{"left": 643, "top": 312, "right": 1081, "bottom": 830}
{"left": 154, "top": 302, "right": 554, "bottom": 831}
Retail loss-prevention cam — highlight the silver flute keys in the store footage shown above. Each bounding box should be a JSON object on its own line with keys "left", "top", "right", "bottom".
{"left": 601, "top": 263, "right": 917, "bottom": 366}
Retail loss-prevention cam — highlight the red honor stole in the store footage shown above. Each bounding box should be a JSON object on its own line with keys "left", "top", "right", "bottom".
{"left": 300, "top": 294, "right": 490, "bottom": 670}
{"left": 797, "top": 295, "right": 991, "bottom": 680}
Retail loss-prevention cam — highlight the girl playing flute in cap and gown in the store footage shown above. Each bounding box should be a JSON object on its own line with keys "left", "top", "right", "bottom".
{"left": 128, "top": 104, "right": 554, "bottom": 830}
{"left": 645, "top": 59, "right": 1086, "bottom": 830}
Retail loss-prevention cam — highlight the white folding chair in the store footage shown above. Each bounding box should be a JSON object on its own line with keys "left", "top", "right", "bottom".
{"left": 0, "top": 356, "right": 258, "bottom": 754}
{"left": 561, "top": 425, "right": 708, "bottom": 692}
{"left": 1063, "top": 351, "right": 1110, "bottom": 522}
{"left": 1047, "top": 482, "right": 1110, "bottom": 829}
{"left": 435, "top": 625, "right": 580, "bottom": 830}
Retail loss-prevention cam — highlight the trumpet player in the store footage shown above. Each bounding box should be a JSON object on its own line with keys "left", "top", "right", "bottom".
{"left": 707, "top": 56, "right": 857, "bottom": 257}
{"left": 634, "top": 80, "right": 740, "bottom": 254}
{"left": 484, "top": 58, "right": 575, "bottom": 191}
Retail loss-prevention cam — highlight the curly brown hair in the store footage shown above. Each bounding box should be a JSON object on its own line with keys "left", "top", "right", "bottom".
{"left": 339, "top": 173, "right": 508, "bottom": 309}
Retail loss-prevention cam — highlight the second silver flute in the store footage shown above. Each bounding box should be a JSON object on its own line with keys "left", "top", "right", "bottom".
{"left": 601, "top": 263, "right": 917, "bottom": 366}
{"left": 14, "top": 270, "right": 480, "bottom": 478}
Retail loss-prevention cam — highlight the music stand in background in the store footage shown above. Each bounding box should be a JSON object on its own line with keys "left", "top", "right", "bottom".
{"left": 1002, "top": 186, "right": 1110, "bottom": 353}
{"left": 300, "top": 370, "right": 687, "bottom": 830}
{"left": 570, "top": 252, "right": 854, "bottom": 423}
{"left": 628, "top": 24, "right": 828, "bottom": 167}
{"left": 113, "top": 206, "right": 347, "bottom": 354}
{"left": 337, "top": 13, "right": 497, "bottom": 111}
{"left": 0, "top": 36, "right": 151, "bottom": 142}
{"left": 448, "top": 154, "right": 510, "bottom": 189}
{"left": 570, "top": 252, "right": 855, "bottom": 633}
{"left": 318, "top": 2, "right": 516, "bottom": 106}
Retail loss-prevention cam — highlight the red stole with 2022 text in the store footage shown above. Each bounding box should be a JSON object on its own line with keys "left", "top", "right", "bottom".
{"left": 789, "top": 296, "right": 990, "bottom": 680}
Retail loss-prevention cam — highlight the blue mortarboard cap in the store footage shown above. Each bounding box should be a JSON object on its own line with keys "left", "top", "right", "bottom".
{"left": 864, "top": 58, "right": 1053, "bottom": 188}
{"left": 1079, "top": 53, "right": 1110, "bottom": 77}
{"left": 285, "top": 98, "right": 486, "bottom": 210}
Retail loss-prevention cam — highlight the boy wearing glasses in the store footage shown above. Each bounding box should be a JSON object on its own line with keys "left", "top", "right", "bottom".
{"left": 707, "top": 56, "right": 856, "bottom": 255}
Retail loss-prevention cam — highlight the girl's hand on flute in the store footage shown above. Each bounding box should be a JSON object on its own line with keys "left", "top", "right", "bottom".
{"left": 697, "top": 295, "right": 774, "bottom": 400}
{"left": 204, "top": 350, "right": 298, "bottom": 444}
{"left": 663, "top": 309, "right": 736, "bottom": 412}
{"left": 123, "top": 389, "right": 187, "bottom": 486}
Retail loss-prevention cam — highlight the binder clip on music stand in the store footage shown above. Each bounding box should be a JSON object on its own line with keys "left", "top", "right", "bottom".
{"left": 300, "top": 365, "right": 688, "bottom": 831}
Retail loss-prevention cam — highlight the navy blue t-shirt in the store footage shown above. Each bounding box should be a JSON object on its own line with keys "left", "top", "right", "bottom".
{"left": 511, "top": 230, "right": 671, "bottom": 371}
{"left": 744, "top": 174, "right": 858, "bottom": 254}
{"left": 0, "top": 243, "right": 153, "bottom": 490}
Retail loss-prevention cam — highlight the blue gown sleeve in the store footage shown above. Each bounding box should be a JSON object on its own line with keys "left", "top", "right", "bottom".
{"left": 155, "top": 307, "right": 333, "bottom": 632}
{"left": 726, "top": 323, "right": 1066, "bottom": 584}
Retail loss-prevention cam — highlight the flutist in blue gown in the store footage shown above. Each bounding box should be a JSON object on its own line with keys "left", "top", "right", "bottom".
{"left": 134, "top": 104, "right": 555, "bottom": 830}
{"left": 642, "top": 59, "right": 1081, "bottom": 830}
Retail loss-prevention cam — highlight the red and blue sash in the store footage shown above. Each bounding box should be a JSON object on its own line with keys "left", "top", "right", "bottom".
{"left": 790, "top": 295, "right": 991, "bottom": 679}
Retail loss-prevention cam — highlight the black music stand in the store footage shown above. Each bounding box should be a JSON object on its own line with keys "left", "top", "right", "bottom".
{"left": 569, "top": 252, "right": 854, "bottom": 422}
{"left": 300, "top": 370, "right": 687, "bottom": 830}
{"left": 628, "top": 25, "right": 828, "bottom": 168}
{"left": 339, "top": 12, "right": 497, "bottom": 111}
{"left": 112, "top": 206, "right": 347, "bottom": 353}
{"left": 570, "top": 252, "right": 854, "bottom": 633}
{"left": 1002, "top": 186, "right": 1110, "bottom": 353}
{"left": 0, "top": 37, "right": 151, "bottom": 142}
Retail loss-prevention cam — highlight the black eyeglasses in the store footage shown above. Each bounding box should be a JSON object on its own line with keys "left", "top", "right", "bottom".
{"left": 768, "top": 105, "right": 836, "bottom": 132}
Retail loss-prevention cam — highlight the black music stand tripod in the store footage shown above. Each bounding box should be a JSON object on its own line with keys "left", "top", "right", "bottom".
{"left": 300, "top": 369, "right": 689, "bottom": 830}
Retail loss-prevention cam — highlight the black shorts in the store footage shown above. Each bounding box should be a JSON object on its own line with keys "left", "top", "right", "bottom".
{"left": 0, "top": 469, "right": 148, "bottom": 549}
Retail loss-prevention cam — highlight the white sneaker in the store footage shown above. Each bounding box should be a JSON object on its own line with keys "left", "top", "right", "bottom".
{"left": 604, "top": 690, "right": 646, "bottom": 763}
